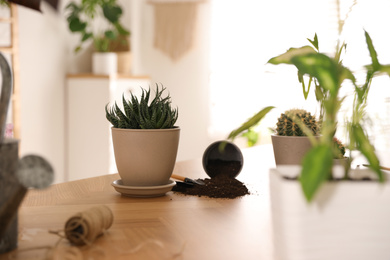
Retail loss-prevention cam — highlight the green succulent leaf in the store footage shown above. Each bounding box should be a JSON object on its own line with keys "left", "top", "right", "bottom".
{"left": 156, "top": 108, "right": 168, "bottom": 128}
{"left": 160, "top": 113, "right": 172, "bottom": 129}
{"left": 105, "top": 104, "right": 119, "bottom": 128}
{"left": 105, "top": 85, "right": 178, "bottom": 129}
{"left": 114, "top": 103, "right": 130, "bottom": 128}
{"left": 300, "top": 143, "right": 333, "bottom": 202}
{"left": 122, "top": 94, "right": 131, "bottom": 117}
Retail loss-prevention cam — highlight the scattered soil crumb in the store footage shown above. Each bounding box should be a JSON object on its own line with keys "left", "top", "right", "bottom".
{"left": 172, "top": 174, "right": 250, "bottom": 199}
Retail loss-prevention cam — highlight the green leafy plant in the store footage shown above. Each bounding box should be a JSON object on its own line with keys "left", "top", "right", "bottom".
{"left": 105, "top": 84, "right": 178, "bottom": 129}
{"left": 221, "top": 106, "right": 274, "bottom": 151}
{"left": 268, "top": 31, "right": 389, "bottom": 201}
{"left": 65, "top": 0, "right": 130, "bottom": 53}
{"left": 241, "top": 128, "right": 259, "bottom": 147}
{"left": 226, "top": 106, "right": 275, "bottom": 142}
{"left": 276, "top": 108, "right": 319, "bottom": 137}
{"left": 0, "top": 1, "right": 9, "bottom": 7}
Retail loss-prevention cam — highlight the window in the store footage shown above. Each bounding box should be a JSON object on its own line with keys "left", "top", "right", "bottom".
{"left": 209, "top": 0, "right": 390, "bottom": 150}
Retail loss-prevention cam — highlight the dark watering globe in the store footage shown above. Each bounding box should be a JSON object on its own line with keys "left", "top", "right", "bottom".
{"left": 0, "top": 52, "right": 54, "bottom": 254}
{"left": 202, "top": 140, "right": 244, "bottom": 178}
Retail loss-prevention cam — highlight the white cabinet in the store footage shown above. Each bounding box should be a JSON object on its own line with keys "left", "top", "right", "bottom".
{"left": 66, "top": 74, "right": 150, "bottom": 181}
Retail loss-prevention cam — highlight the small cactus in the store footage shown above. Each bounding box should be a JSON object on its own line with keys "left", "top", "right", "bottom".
{"left": 276, "top": 109, "right": 319, "bottom": 136}
{"left": 333, "top": 137, "right": 346, "bottom": 159}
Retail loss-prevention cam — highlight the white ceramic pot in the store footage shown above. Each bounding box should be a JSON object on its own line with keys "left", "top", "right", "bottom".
{"left": 92, "top": 52, "right": 117, "bottom": 75}
{"left": 333, "top": 157, "right": 350, "bottom": 179}
{"left": 269, "top": 167, "right": 390, "bottom": 260}
{"left": 111, "top": 127, "right": 180, "bottom": 186}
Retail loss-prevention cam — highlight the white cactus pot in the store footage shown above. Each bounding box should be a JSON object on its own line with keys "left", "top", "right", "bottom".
{"left": 269, "top": 167, "right": 390, "bottom": 260}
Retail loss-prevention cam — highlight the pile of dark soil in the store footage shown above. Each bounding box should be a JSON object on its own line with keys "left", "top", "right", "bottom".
{"left": 172, "top": 174, "right": 249, "bottom": 199}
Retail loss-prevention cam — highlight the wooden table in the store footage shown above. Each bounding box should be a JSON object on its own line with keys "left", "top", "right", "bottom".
{"left": 1, "top": 145, "right": 276, "bottom": 260}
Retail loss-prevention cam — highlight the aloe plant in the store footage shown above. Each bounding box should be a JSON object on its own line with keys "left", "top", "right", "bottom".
{"left": 105, "top": 85, "right": 178, "bottom": 129}
{"left": 268, "top": 31, "right": 388, "bottom": 201}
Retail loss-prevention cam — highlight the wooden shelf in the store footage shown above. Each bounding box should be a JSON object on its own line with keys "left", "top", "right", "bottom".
{"left": 0, "top": 17, "right": 13, "bottom": 23}
{"left": 0, "top": 3, "right": 20, "bottom": 139}
{"left": 66, "top": 73, "right": 150, "bottom": 80}
{"left": 0, "top": 47, "right": 14, "bottom": 53}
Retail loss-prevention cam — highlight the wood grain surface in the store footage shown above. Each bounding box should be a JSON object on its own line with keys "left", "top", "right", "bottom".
{"left": 0, "top": 145, "right": 275, "bottom": 260}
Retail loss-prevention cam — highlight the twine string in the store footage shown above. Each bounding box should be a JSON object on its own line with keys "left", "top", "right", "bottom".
{"left": 8, "top": 205, "right": 185, "bottom": 259}
{"left": 64, "top": 205, "right": 114, "bottom": 246}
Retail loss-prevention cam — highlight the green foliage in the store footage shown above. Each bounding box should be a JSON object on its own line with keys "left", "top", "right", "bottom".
{"left": 300, "top": 143, "right": 333, "bottom": 200}
{"left": 276, "top": 109, "right": 319, "bottom": 137}
{"left": 65, "top": 0, "right": 130, "bottom": 53}
{"left": 226, "top": 106, "right": 275, "bottom": 142}
{"left": 0, "top": 0, "right": 9, "bottom": 7}
{"left": 105, "top": 84, "right": 178, "bottom": 129}
{"left": 241, "top": 128, "right": 259, "bottom": 147}
{"left": 349, "top": 124, "right": 383, "bottom": 182}
{"left": 268, "top": 31, "right": 387, "bottom": 202}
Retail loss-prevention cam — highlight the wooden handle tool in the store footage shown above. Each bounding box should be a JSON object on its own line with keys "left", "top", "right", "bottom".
{"left": 362, "top": 164, "right": 390, "bottom": 171}
{"left": 171, "top": 174, "right": 205, "bottom": 185}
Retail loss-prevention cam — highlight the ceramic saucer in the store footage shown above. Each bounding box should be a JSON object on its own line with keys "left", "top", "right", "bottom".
{"left": 111, "top": 179, "right": 176, "bottom": 198}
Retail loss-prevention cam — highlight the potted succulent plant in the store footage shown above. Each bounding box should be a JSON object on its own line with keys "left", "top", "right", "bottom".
{"left": 271, "top": 108, "right": 320, "bottom": 165}
{"left": 65, "top": 0, "right": 131, "bottom": 74}
{"left": 227, "top": 107, "right": 321, "bottom": 178}
{"left": 105, "top": 84, "right": 179, "bottom": 187}
{"left": 267, "top": 31, "right": 386, "bottom": 198}
{"left": 226, "top": 30, "right": 390, "bottom": 258}
{"left": 266, "top": 31, "right": 390, "bottom": 259}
